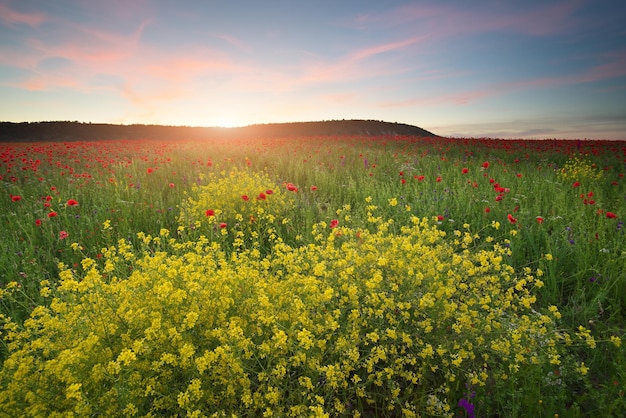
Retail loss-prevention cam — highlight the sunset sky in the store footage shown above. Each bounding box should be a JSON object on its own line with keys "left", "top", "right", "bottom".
{"left": 1, "top": 0, "right": 625, "bottom": 139}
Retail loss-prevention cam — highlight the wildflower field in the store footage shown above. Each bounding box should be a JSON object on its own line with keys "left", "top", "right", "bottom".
{"left": 0, "top": 135, "right": 625, "bottom": 417}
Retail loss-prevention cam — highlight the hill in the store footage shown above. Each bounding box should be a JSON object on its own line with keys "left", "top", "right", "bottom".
{"left": 0, "top": 120, "right": 437, "bottom": 142}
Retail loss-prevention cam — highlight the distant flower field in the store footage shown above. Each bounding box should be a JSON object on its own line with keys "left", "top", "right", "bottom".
{"left": 0, "top": 136, "right": 624, "bottom": 417}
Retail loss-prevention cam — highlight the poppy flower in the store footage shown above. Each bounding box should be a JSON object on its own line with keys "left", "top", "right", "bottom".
{"left": 416, "top": 175, "right": 425, "bottom": 181}
{"left": 241, "top": 195, "right": 249, "bottom": 201}
{"left": 436, "top": 176, "right": 442, "bottom": 182}
{"left": 536, "top": 216, "right": 544, "bottom": 224}
{"left": 286, "top": 183, "right": 298, "bottom": 192}
{"left": 573, "top": 182, "right": 580, "bottom": 187}
{"left": 495, "top": 195, "right": 503, "bottom": 202}
{"left": 219, "top": 222, "right": 227, "bottom": 228}
{"left": 169, "top": 183, "right": 175, "bottom": 188}
{"left": 265, "top": 189, "right": 273, "bottom": 195}
{"left": 48, "top": 211, "right": 58, "bottom": 218}
{"left": 35, "top": 219, "right": 42, "bottom": 226}
{"left": 482, "top": 162, "right": 490, "bottom": 169}
{"left": 10, "top": 195, "right": 22, "bottom": 202}
{"left": 484, "top": 207, "right": 491, "bottom": 213}
{"left": 437, "top": 215, "right": 445, "bottom": 221}
{"left": 507, "top": 214, "right": 517, "bottom": 224}
{"left": 329, "top": 219, "right": 339, "bottom": 229}
{"left": 606, "top": 212, "right": 617, "bottom": 219}
{"left": 462, "top": 168, "right": 469, "bottom": 174}
{"left": 257, "top": 192, "right": 266, "bottom": 200}
{"left": 146, "top": 168, "right": 154, "bottom": 174}
{"left": 67, "top": 199, "right": 79, "bottom": 206}
{"left": 205, "top": 209, "right": 215, "bottom": 217}
{"left": 310, "top": 185, "right": 318, "bottom": 191}
{"left": 59, "top": 231, "right": 69, "bottom": 239}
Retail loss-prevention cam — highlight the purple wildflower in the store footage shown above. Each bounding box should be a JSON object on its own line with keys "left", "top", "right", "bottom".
{"left": 458, "top": 398, "right": 475, "bottom": 418}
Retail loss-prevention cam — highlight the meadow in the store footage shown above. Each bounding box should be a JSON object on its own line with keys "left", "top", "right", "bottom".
{"left": 0, "top": 135, "right": 624, "bottom": 417}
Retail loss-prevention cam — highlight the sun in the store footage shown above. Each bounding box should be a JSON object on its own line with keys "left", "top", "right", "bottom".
{"left": 212, "top": 118, "right": 241, "bottom": 128}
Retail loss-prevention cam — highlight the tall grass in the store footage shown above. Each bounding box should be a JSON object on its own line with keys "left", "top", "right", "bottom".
{"left": 1, "top": 136, "right": 624, "bottom": 416}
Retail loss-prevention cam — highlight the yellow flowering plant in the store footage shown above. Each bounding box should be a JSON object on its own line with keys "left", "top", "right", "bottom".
{"left": 0, "top": 209, "right": 597, "bottom": 416}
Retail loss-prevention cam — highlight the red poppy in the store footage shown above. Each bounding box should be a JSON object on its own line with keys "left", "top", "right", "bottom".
{"left": 146, "top": 168, "right": 154, "bottom": 174}
{"left": 329, "top": 219, "right": 339, "bottom": 229}
{"left": 401, "top": 178, "right": 406, "bottom": 184}
{"left": 241, "top": 195, "right": 249, "bottom": 201}
{"left": 286, "top": 183, "right": 298, "bottom": 192}
{"left": 516, "top": 173, "right": 523, "bottom": 178}
{"left": 219, "top": 222, "right": 227, "bottom": 228}
{"left": 257, "top": 192, "right": 266, "bottom": 200}
{"left": 59, "top": 230, "right": 69, "bottom": 239}
{"left": 399, "top": 171, "right": 404, "bottom": 176}
{"left": 482, "top": 162, "right": 490, "bottom": 169}
{"left": 48, "top": 211, "right": 58, "bottom": 218}
{"left": 606, "top": 212, "right": 617, "bottom": 219}
{"left": 35, "top": 219, "right": 42, "bottom": 226}
{"left": 205, "top": 209, "right": 215, "bottom": 217}
{"left": 265, "top": 189, "right": 273, "bottom": 195}
{"left": 10, "top": 195, "right": 22, "bottom": 202}
{"left": 437, "top": 215, "right": 445, "bottom": 221}
{"left": 495, "top": 195, "right": 503, "bottom": 202}
{"left": 310, "top": 185, "right": 318, "bottom": 191}
{"left": 485, "top": 207, "right": 491, "bottom": 213}
{"left": 462, "top": 168, "right": 469, "bottom": 174}
{"left": 416, "top": 175, "right": 425, "bottom": 181}
{"left": 507, "top": 214, "right": 517, "bottom": 224}
{"left": 536, "top": 216, "right": 544, "bottom": 224}
{"left": 169, "top": 183, "right": 175, "bottom": 188}
{"left": 573, "top": 182, "right": 580, "bottom": 187}
{"left": 436, "top": 176, "right": 442, "bottom": 182}
{"left": 67, "top": 199, "right": 79, "bottom": 206}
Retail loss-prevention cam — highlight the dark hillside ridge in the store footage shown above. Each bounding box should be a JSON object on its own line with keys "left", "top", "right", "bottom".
{"left": 0, "top": 120, "right": 437, "bottom": 142}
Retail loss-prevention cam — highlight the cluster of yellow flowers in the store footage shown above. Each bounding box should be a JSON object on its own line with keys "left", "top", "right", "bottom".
{"left": 558, "top": 156, "right": 603, "bottom": 181}
{"left": 0, "top": 196, "right": 597, "bottom": 416}
{"left": 178, "top": 168, "right": 295, "bottom": 252}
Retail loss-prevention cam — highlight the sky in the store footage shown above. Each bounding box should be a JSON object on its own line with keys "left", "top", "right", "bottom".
{"left": 1, "top": 1, "right": 625, "bottom": 139}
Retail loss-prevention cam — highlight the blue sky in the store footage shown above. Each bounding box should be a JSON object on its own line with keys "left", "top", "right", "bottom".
{"left": 1, "top": 0, "right": 625, "bottom": 139}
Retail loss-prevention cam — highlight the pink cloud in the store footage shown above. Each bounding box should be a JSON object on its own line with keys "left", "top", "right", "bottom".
{"left": 380, "top": 49, "right": 626, "bottom": 109}
{"left": 350, "top": 36, "right": 425, "bottom": 61}
{"left": 575, "top": 49, "right": 626, "bottom": 83}
{"left": 213, "top": 33, "right": 252, "bottom": 53}
{"left": 0, "top": 3, "right": 46, "bottom": 27}
{"left": 354, "top": 1, "right": 585, "bottom": 39}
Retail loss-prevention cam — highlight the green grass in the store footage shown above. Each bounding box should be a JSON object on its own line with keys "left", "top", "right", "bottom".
{"left": 0, "top": 136, "right": 625, "bottom": 417}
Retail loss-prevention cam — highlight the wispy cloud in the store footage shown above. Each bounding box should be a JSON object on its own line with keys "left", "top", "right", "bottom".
{"left": 380, "top": 47, "right": 626, "bottom": 109}
{"left": 0, "top": 3, "right": 46, "bottom": 27}
{"left": 353, "top": 1, "right": 585, "bottom": 38}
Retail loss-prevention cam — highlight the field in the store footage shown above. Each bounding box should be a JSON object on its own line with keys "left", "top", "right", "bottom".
{"left": 0, "top": 135, "right": 625, "bottom": 417}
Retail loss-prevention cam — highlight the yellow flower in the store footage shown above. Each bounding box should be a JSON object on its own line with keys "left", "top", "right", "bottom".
{"left": 610, "top": 335, "right": 622, "bottom": 348}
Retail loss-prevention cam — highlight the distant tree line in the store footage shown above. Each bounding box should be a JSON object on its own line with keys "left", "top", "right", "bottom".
{"left": 0, "top": 120, "right": 437, "bottom": 142}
